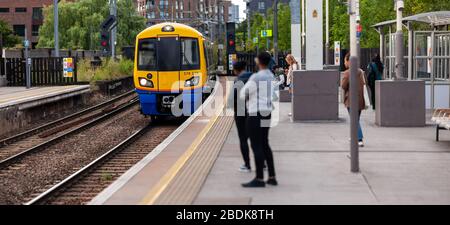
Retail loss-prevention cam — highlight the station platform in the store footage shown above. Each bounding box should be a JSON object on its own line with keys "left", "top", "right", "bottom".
{"left": 0, "top": 85, "right": 91, "bottom": 110}
{"left": 90, "top": 78, "right": 450, "bottom": 205}
{"left": 195, "top": 104, "right": 450, "bottom": 205}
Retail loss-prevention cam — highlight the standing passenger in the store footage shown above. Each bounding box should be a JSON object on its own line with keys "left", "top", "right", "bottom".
{"left": 285, "top": 54, "right": 299, "bottom": 117}
{"left": 231, "top": 61, "right": 253, "bottom": 173}
{"left": 341, "top": 53, "right": 366, "bottom": 147}
{"left": 285, "top": 54, "right": 300, "bottom": 94}
{"left": 366, "top": 54, "right": 384, "bottom": 109}
{"left": 240, "top": 52, "right": 277, "bottom": 188}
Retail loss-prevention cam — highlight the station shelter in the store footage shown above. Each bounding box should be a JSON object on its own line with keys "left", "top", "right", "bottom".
{"left": 372, "top": 11, "right": 450, "bottom": 109}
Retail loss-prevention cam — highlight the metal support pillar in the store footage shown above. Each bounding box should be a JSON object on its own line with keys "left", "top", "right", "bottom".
{"left": 273, "top": 0, "right": 279, "bottom": 62}
{"left": 325, "top": 0, "right": 330, "bottom": 65}
{"left": 54, "top": 0, "right": 59, "bottom": 57}
{"left": 395, "top": 0, "right": 405, "bottom": 80}
{"left": 408, "top": 22, "right": 414, "bottom": 80}
{"left": 349, "top": 0, "right": 360, "bottom": 173}
{"left": 25, "top": 28, "right": 31, "bottom": 89}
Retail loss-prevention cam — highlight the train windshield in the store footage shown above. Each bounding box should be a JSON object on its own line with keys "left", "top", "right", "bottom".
{"left": 137, "top": 37, "right": 200, "bottom": 71}
{"left": 157, "top": 37, "right": 181, "bottom": 71}
{"left": 180, "top": 38, "right": 200, "bottom": 70}
{"left": 137, "top": 38, "right": 157, "bottom": 71}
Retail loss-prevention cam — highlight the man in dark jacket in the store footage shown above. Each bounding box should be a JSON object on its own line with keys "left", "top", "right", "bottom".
{"left": 232, "top": 61, "right": 253, "bottom": 172}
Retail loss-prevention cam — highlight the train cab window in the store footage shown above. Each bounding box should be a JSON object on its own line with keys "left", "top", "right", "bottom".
{"left": 138, "top": 38, "right": 157, "bottom": 71}
{"left": 181, "top": 38, "right": 200, "bottom": 70}
{"left": 157, "top": 37, "right": 181, "bottom": 71}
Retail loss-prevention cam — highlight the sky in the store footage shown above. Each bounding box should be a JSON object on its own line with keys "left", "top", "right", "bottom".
{"left": 231, "top": 0, "right": 247, "bottom": 21}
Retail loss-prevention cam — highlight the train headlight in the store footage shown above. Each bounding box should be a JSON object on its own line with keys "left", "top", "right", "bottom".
{"left": 162, "top": 25, "right": 175, "bottom": 32}
{"left": 184, "top": 76, "right": 200, "bottom": 87}
{"left": 139, "top": 78, "right": 154, "bottom": 88}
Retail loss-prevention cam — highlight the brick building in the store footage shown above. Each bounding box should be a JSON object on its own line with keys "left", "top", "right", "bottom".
{"left": 0, "top": 0, "right": 55, "bottom": 48}
{"left": 136, "top": 0, "right": 231, "bottom": 40}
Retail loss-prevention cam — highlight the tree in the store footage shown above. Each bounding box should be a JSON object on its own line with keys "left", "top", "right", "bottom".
{"left": 238, "top": 3, "right": 291, "bottom": 52}
{"left": 330, "top": 0, "right": 450, "bottom": 49}
{"left": 37, "top": 0, "right": 146, "bottom": 50}
{"left": 0, "top": 19, "right": 20, "bottom": 48}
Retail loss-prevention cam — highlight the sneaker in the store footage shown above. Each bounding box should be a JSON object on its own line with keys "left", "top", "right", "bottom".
{"left": 358, "top": 141, "right": 364, "bottom": 147}
{"left": 242, "top": 179, "right": 266, "bottom": 188}
{"left": 266, "top": 178, "right": 278, "bottom": 186}
{"left": 239, "top": 165, "right": 251, "bottom": 173}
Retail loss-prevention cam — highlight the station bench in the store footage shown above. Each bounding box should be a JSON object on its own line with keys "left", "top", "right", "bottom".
{"left": 432, "top": 109, "right": 450, "bottom": 141}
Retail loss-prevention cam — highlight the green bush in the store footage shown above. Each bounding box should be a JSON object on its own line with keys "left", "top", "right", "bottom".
{"left": 77, "top": 58, "right": 134, "bottom": 83}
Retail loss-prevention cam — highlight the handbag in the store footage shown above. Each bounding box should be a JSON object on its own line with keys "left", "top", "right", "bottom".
{"left": 360, "top": 71, "right": 371, "bottom": 110}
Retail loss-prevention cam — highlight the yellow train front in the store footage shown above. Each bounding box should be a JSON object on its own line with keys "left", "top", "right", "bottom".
{"left": 134, "top": 23, "right": 214, "bottom": 118}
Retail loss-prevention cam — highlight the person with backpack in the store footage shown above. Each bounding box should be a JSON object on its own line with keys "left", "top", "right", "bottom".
{"left": 366, "top": 54, "right": 384, "bottom": 110}
{"left": 230, "top": 61, "right": 253, "bottom": 173}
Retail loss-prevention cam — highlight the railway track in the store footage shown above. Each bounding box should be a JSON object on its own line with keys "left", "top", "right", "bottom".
{"left": 26, "top": 123, "right": 179, "bottom": 205}
{"left": 0, "top": 90, "right": 136, "bottom": 147}
{"left": 0, "top": 92, "right": 139, "bottom": 169}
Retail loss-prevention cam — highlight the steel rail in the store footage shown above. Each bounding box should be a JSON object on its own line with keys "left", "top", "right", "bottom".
{"left": 0, "top": 99, "right": 139, "bottom": 169}
{"left": 0, "top": 90, "right": 136, "bottom": 147}
{"left": 25, "top": 124, "right": 151, "bottom": 205}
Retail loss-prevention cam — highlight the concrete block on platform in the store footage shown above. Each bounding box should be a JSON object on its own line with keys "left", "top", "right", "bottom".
{"left": 0, "top": 76, "right": 6, "bottom": 87}
{"left": 279, "top": 90, "right": 291, "bottom": 102}
{"left": 291, "top": 70, "right": 340, "bottom": 121}
{"left": 375, "top": 80, "right": 426, "bottom": 127}
{"left": 292, "top": 94, "right": 339, "bottom": 121}
{"left": 292, "top": 70, "right": 339, "bottom": 96}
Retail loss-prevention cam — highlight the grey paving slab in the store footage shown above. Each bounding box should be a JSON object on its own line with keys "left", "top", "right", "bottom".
{"left": 0, "top": 85, "right": 90, "bottom": 109}
{"left": 195, "top": 102, "right": 450, "bottom": 205}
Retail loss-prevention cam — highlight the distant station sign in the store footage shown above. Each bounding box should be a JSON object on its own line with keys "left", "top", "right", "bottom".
{"left": 63, "top": 57, "right": 74, "bottom": 78}
{"left": 334, "top": 41, "right": 341, "bottom": 66}
{"left": 253, "top": 37, "right": 259, "bottom": 44}
{"left": 23, "top": 40, "right": 30, "bottom": 48}
{"left": 228, "top": 54, "right": 237, "bottom": 71}
{"left": 260, "top": 30, "right": 273, "bottom": 38}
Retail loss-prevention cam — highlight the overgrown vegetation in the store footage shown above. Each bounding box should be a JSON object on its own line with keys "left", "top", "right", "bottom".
{"left": 77, "top": 58, "right": 133, "bottom": 82}
{"left": 38, "top": 0, "right": 146, "bottom": 50}
{"left": 0, "top": 19, "right": 20, "bottom": 48}
{"left": 237, "top": 0, "right": 450, "bottom": 51}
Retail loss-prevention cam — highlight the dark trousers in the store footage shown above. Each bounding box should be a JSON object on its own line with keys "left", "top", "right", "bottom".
{"left": 247, "top": 114, "right": 276, "bottom": 180}
{"left": 368, "top": 80, "right": 376, "bottom": 110}
{"left": 235, "top": 115, "right": 250, "bottom": 168}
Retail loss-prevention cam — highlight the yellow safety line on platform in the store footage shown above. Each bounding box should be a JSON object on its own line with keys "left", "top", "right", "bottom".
{"left": 140, "top": 79, "right": 230, "bottom": 205}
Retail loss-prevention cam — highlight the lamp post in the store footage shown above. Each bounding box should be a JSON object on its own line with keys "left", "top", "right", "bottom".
{"left": 325, "top": 0, "right": 330, "bottom": 65}
{"left": 54, "top": 0, "right": 59, "bottom": 57}
{"left": 273, "top": 0, "right": 279, "bottom": 62}
{"left": 301, "top": 0, "right": 305, "bottom": 65}
{"left": 349, "top": 0, "right": 360, "bottom": 173}
{"left": 245, "top": 0, "right": 251, "bottom": 48}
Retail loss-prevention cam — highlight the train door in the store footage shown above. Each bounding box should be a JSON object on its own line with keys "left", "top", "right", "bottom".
{"left": 157, "top": 35, "right": 181, "bottom": 92}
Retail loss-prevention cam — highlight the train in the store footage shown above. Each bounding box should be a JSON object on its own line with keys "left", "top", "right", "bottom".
{"left": 133, "top": 23, "right": 216, "bottom": 119}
